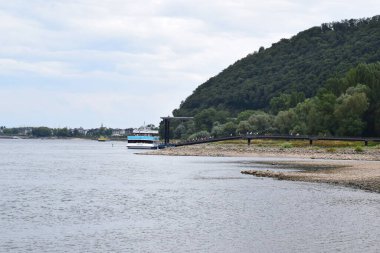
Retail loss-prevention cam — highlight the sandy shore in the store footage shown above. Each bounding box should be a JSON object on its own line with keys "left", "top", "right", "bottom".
{"left": 142, "top": 143, "right": 380, "bottom": 193}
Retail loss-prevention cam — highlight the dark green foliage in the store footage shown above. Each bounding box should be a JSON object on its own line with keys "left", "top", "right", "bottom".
{"left": 86, "top": 127, "right": 112, "bottom": 137}
{"left": 274, "top": 63, "right": 378, "bottom": 136}
{"left": 174, "top": 16, "right": 380, "bottom": 117}
{"left": 55, "top": 127, "right": 71, "bottom": 137}
{"left": 32, "top": 127, "right": 52, "bottom": 137}
{"left": 236, "top": 110, "right": 257, "bottom": 123}
{"left": 274, "top": 110, "right": 298, "bottom": 134}
{"left": 172, "top": 62, "right": 380, "bottom": 138}
{"left": 162, "top": 16, "right": 380, "bottom": 139}
{"left": 210, "top": 122, "right": 238, "bottom": 137}
{"left": 187, "top": 130, "right": 211, "bottom": 141}
{"left": 247, "top": 111, "right": 275, "bottom": 134}
{"left": 3, "top": 128, "right": 20, "bottom": 135}
{"left": 218, "top": 122, "right": 237, "bottom": 137}
{"left": 174, "top": 123, "right": 187, "bottom": 139}
{"left": 236, "top": 120, "right": 252, "bottom": 135}
{"left": 193, "top": 108, "right": 230, "bottom": 132}
{"left": 344, "top": 64, "right": 380, "bottom": 135}
{"left": 270, "top": 92, "right": 305, "bottom": 114}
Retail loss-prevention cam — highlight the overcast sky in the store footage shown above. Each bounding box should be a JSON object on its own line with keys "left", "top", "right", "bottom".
{"left": 0, "top": 0, "right": 379, "bottom": 129}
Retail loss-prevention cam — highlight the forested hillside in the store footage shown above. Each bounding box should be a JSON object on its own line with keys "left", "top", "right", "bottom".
{"left": 173, "top": 16, "right": 380, "bottom": 116}
{"left": 164, "top": 62, "right": 380, "bottom": 139}
{"left": 161, "top": 16, "right": 380, "bottom": 138}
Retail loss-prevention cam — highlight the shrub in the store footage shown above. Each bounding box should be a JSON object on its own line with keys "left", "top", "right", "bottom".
{"left": 187, "top": 131, "right": 211, "bottom": 141}
{"left": 280, "top": 142, "right": 293, "bottom": 149}
{"left": 354, "top": 146, "right": 364, "bottom": 152}
{"left": 326, "top": 148, "right": 336, "bottom": 153}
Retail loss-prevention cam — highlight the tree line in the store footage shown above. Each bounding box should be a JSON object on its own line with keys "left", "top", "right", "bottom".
{"left": 161, "top": 62, "right": 380, "bottom": 139}
{"left": 0, "top": 126, "right": 134, "bottom": 138}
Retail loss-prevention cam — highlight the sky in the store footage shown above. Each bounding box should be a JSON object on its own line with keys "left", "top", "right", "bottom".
{"left": 0, "top": 0, "right": 379, "bottom": 129}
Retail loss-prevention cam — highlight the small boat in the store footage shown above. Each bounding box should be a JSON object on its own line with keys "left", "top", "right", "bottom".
{"left": 127, "top": 128, "right": 159, "bottom": 149}
{"left": 97, "top": 136, "right": 108, "bottom": 142}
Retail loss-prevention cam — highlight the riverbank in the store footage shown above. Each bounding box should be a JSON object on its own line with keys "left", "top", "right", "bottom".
{"left": 241, "top": 160, "right": 380, "bottom": 193}
{"left": 145, "top": 143, "right": 380, "bottom": 160}
{"left": 142, "top": 143, "right": 380, "bottom": 192}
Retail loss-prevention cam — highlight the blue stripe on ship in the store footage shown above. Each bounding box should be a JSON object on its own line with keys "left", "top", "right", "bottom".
{"left": 127, "top": 136, "right": 159, "bottom": 141}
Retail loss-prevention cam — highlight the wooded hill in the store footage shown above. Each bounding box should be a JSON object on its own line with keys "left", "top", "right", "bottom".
{"left": 173, "top": 16, "right": 380, "bottom": 117}
{"left": 161, "top": 16, "right": 380, "bottom": 138}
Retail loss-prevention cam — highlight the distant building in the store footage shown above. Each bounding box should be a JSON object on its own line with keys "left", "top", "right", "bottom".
{"left": 19, "top": 127, "right": 32, "bottom": 136}
{"left": 75, "top": 127, "right": 88, "bottom": 136}
{"left": 112, "top": 129, "right": 126, "bottom": 137}
{"left": 125, "top": 128, "right": 134, "bottom": 135}
{"left": 132, "top": 127, "right": 159, "bottom": 136}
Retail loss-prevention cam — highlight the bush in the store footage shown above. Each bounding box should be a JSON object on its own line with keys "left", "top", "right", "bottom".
{"left": 187, "top": 131, "right": 211, "bottom": 141}
{"left": 326, "top": 148, "right": 336, "bottom": 153}
{"left": 354, "top": 146, "right": 364, "bottom": 152}
{"left": 280, "top": 142, "right": 293, "bottom": 149}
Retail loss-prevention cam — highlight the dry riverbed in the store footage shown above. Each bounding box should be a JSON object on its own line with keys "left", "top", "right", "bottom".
{"left": 142, "top": 143, "right": 380, "bottom": 192}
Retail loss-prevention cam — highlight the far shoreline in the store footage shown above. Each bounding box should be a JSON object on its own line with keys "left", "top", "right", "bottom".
{"left": 142, "top": 143, "right": 380, "bottom": 193}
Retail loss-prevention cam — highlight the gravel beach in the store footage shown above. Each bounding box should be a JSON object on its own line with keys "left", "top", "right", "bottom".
{"left": 142, "top": 143, "right": 380, "bottom": 192}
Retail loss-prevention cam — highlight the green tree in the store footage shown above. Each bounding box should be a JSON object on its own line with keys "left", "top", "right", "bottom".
{"left": 236, "top": 110, "right": 257, "bottom": 123}
{"left": 221, "top": 122, "right": 237, "bottom": 136}
{"left": 344, "top": 63, "right": 380, "bottom": 135}
{"left": 248, "top": 112, "right": 274, "bottom": 134}
{"left": 324, "top": 77, "right": 349, "bottom": 96}
{"left": 211, "top": 122, "right": 223, "bottom": 137}
{"left": 312, "top": 90, "right": 337, "bottom": 135}
{"left": 274, "top": 110, "right": 298, "bottom": 134}
{"left": 174, "top": 124, "right": 186, "bottom": 139}
{"left": 334, "top": 90, "right": 369, "bottom": 136}
{"left": 3, "top": 128, "right": 19, "bottom": 135}
{"left": 236, "top": 120, "right": 252, "bottom": 135}
{"left": 194, "top": 108, "right": 229, "bottom": 132}
{"left": 56, "top": 127, "right": 71, "bottom": 137}
{"left": 187, "top": 131, "right": 211, "bottom": 141}
{"left": 270, "top": 92, "right": 305, "bottom": 114}
{"left": 32, "top": 127, "right": 52, "bottom": 137}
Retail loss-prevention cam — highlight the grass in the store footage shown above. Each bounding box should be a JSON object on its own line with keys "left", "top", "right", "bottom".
{"left": 354, "top": 146, "right": 364, "bottom": 152}
{"left": 326, "top": 148, "right": 336, "bottom": 153}
{"left": 209, "top": 138, "right": 376, "bottom": 149}
{"left": 280, "top": 142, "right": 293, "bottom": 149}
{"left": 313, "top": 140, "right": 360, "bottom": 147}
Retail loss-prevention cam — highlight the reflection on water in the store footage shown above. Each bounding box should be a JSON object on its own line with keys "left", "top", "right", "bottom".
{"left": 0, "top": 139, "right": 379, "bottom": 253}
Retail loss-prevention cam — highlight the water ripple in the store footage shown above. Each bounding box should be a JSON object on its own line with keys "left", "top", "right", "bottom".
{"left": 0, "top": 139, "right": 379, "bottom": 253}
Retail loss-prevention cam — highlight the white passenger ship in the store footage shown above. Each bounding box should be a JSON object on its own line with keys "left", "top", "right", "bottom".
{"left": 126, "top": 128, "right": 160, "bottom": 149}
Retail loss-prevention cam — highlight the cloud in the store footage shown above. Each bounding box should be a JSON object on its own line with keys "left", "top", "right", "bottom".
{"left": 0, "top": 88, "right": 182, "bottom": 128}
{"left": 0, "top": 0, "right": 379, "bottom": 127}
{"left": 0, "top": 58, "right": 73, "bottom": 77}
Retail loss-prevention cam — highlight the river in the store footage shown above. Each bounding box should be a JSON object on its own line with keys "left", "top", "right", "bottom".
{"left": 0, "top": 139, "right": 379, "bottom": 252}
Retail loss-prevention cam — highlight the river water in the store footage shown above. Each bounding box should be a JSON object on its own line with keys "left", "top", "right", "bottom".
{"left": 0, "top": 139, "right": 379, "bottom": 252}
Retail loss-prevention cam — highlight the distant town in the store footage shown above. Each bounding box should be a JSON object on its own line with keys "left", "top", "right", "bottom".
{"left": 0, "top": 124, "right": 158, "bottom": 139}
